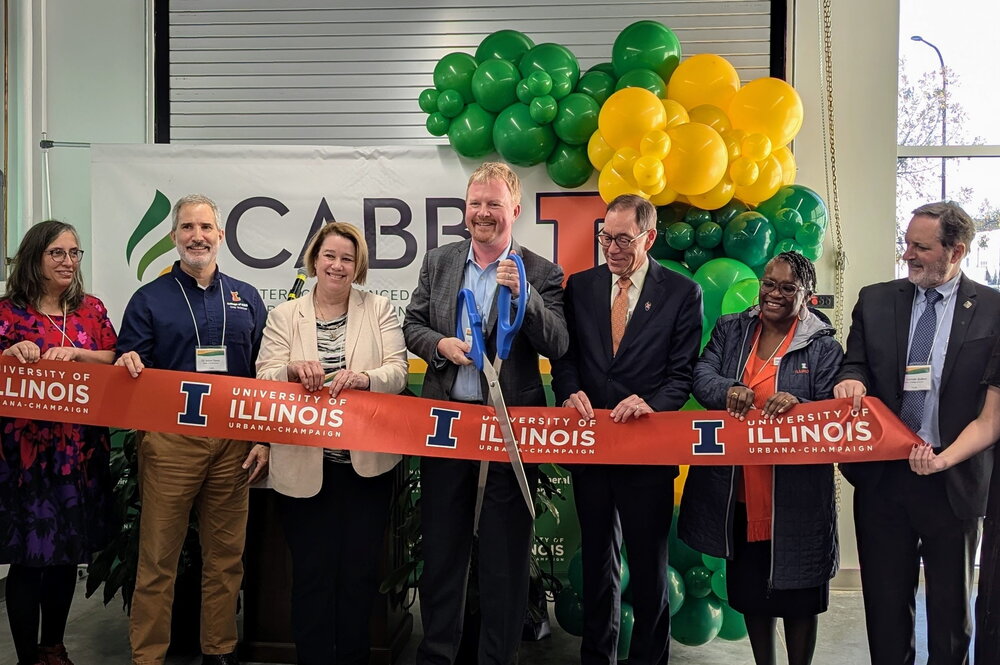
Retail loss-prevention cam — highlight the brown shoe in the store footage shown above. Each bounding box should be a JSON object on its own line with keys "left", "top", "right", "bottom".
{"left": 37, "top": 644, "right": 74, "bottom": 665}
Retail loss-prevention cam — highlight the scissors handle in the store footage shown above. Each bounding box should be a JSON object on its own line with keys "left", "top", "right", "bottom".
{"left": 456, "top": 288, "right": 485, "bottom": 371}
{"left": 496, "top": 253, "right": 527, "bottom": 360}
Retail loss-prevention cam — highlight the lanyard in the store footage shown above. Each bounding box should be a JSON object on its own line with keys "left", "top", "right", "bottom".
{"left": 174, "top": 276, "right": 227, "bottom": 347}
{"left": 43, "top": 304, "right": 76, "bottom": 348}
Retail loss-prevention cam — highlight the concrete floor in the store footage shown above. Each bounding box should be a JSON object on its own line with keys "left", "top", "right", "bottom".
{"left": 0, "top": 575, "right": 943, "bottom": 665}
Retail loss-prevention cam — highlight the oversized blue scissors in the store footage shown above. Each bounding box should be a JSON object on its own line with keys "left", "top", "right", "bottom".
{"left": 455, "top": 252, "right": 535, "bottom": 529}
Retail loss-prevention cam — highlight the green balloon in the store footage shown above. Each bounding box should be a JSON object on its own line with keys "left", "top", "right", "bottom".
{"left": 471, "top": 58, "right": 520, "bottom": 113}
{"left": 516, "top": 79, "right": 533, "bottom": 104}
{"left": 529, "top": 95, "right": 558, "bottom": 124}
{"left": 553, "top": 93, "right": 600, "bottom": 145}
{"left": 685, "top": 207, "right": 713, "bottom": 227}
{"left": 685, "top": 246, "right": 717, "bottom": 274}
{"left": 771, "top": 207, "right": 804, "bottom": 239}
{"left": 713, "top": 199, "right": 751, "bottom": 228}
{"left": 693, "top": 257, "right": 757, "bottom": 324}
{"left": 426, "top": 112, "right": 450, "bottom": 137}
{"left": 756, "top": 184, "right": 829, "bottom": 232}
{"left": 796, "top": 221, "right": 825, "bottom": 247}
{"left": 519, "top": 43, "right": 581, "bottom": 90}
{"left": 546, "top": 142, "right": 594, "bottom": 188}
{"left": 721, "top": 278, "right": 760, "bottom": 315}
{"left": 666, "top": 222, "right": 695, "bottom": 251}
{"left": 418, "top": 88, "right": 440, "bottom": 114}
{"left": 447, "top": 103, "right": 496, "bottom": 158}
{"left": 702, "top": 554, "right": 726, "bottom": 572}
{"left": 612, "top": 20, "right": 682, "bottom": 81}
{"left": 658, "top": 259, "right": 693, "bottom": 279}
{"left": 615, "top": 68, "right": 667, "bottom": 97}
{"left": 550, "top": 73, "right": 573, "bottom": 100}
{"left": 621, "top": 558, "right": 631, "bottom": 595}
{"left": 710, "top": 568, "right": 728, "bottom": 600}
{"left": 772, "top": 238, "right": 804, "bottom": 258}
{"left": 475, "top": 29, "right": 535, "bottom": 66}
{"left": 718, "top": 603, "right": 748, "bottom": 641}
{"left": 576, "top": 71, "right": 616, "bottom": 106}
{"left": 683, "top": 566, "right": 713, "bottom": 599}
{"left": 650, "top": 241, "right": 682, "bottom": 262}
{"left": 554, "top": 588, "right": 585, "bottom": 636}
{"left": 618, "top": 602, "right": 636, "bottom": 660}
{"left": 587, "top": 61, "right": 617, "bottom": 77}
{"left": 568, "top": 548, "right": 584, "bottom": 594}
{"left": 433, "top": 52, "right": 478, "bottom": 102}
{"left": 526, "top": 70, "right": 553, "bottom": 97}
{"left": 668, "top": 506, "right": 705, "bottom": 572}
{"left": 671, "top": 596, "right": 724, "bottom": 646}
{"left": 695, "top": 221, "right": 723, "bottom": 249}
{"left": 723, "top": 212, "right": 777, "bottom": 267}
{"left": 437, "top": 89, "right": 466, "bottom": 119}
{"left": 802, "top": 241, "right": 824, "bottom": 261}
{"left": 493, "top": 103, "right": 557, "bottom": 166}
{"left": 667, "top": 565, "right": 686, "bottom": 616}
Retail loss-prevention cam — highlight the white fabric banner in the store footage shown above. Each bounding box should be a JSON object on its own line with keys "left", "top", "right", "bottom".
{"left": 91, "top": 144, "right": 606, "bottom": 326}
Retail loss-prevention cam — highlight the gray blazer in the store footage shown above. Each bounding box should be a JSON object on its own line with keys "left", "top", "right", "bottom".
{"left": 403, "top": 239, "right": 568, "bottom": 407}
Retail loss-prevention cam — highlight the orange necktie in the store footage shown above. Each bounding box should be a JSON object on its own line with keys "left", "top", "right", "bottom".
{"left": 611, "top": 277, "right": 631, "bottom": 355}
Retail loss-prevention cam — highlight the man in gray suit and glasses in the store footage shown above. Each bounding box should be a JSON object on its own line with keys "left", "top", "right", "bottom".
{"left": 404, "top": 162, "right": 568, "bottom": 665}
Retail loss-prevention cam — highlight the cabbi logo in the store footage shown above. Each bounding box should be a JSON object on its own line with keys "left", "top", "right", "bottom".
{"left": 126, "top": 190, "right": 174, "bottom": 281}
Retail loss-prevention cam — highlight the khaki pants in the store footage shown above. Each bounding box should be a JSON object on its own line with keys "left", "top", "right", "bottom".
{"left": 129, "top": 432, "right": 251, "bottom": 665}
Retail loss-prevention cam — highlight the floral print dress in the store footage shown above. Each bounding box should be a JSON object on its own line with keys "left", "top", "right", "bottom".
{"left": 0, "top": 295, "right": 117, "bottom": 565}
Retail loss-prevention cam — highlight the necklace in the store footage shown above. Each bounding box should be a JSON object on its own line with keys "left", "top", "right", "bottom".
{"left": 741, "top": 323, "right": 795, "bottom": 388}
{"left": 41, "top": 304, "right": 76, "bottom": 348}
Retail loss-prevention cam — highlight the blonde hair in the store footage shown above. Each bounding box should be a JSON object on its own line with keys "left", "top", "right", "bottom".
{"left": 467, "top": 162, "right": 522, "bottom": 207}
{"left": 302, "top": 222, "right": 369, "bottom": 285}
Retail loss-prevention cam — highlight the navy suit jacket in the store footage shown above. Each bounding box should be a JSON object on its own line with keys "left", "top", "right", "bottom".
{"left": 552, "top": 258, "right": 703, "bottom": 479}
{"left": 838, "top": 274, "right": 999, "bottom": 518}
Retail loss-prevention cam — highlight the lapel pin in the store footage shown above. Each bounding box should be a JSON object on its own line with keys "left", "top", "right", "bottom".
{"left": 964, "top": 300, "right": 973, "bottom": 309}
{"left": 644, "top": 301, "right": 651, "bottom": 311}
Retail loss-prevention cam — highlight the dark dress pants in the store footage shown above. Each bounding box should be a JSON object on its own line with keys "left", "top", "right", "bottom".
{"left": 854, "top": 461, "right": 980, "bottom": 665}
{"left": 416, "top": 457, "right": 539, "bottom": 665}
{"left": 573, "top": 464, "right": 675, "bottom": 665}
{"left": 276, "top": 461, "right": 393, "bottom": 665}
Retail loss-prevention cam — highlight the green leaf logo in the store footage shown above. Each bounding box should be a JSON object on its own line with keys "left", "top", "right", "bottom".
{"left": 126, "top": 190, "right": 173, "bottom": 280}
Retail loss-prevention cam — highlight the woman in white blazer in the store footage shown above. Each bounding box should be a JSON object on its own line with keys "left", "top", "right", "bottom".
{"left": 256, "top": 222, "right": 407, "bottom": 665}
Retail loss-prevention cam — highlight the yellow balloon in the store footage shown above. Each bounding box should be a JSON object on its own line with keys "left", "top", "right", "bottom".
{"left": 721, "top": 129, "right": 747, "bottom": 161}
{"left": 741, "top": 132, "right": 773, "bottom": 161}
{"left": 729, "top": 156, "right": 759, "bottom": 187}
{"left": 639, "top": 129, "right": 671, "bottom": 160}
{"left": 663, "top": 122, "right": 729, "bottom": 196}
{"left": 650, "top": 186, "right": 679, "bottom": 206}
{"left": 588, "top": 130, "right": 614, "bottom": 170}
{"left": 633, "top": 155, "right": 665, "bottom": 189}
{"left": 598, "top": 87, "right": 667, "bottom": 149}
{"left": 687, "top": 176, "right": 735, "bottom": 210}
{"left": 660, "top": 99, "right": 690, "bottom": 129}
{"left": 667, "top": 54, "right": 741, "bottom": 110}
{"left": 728, "top": 77, "right": 804, "bottom": 148}
{"left": 734, "top": 154, "right": 783, "bottom": 205}
{"left": 773, "top": 145, "right": 797, "bottom": 185}
{"left": 598, "top": 162, "right": 644, "bottom": 203}
{"left": 612, "top": 147, "right": 640, "bottom": 184}
{"left": 687, "top": 104, "right": 732, "bottom": 134}
{"left": 643, "top": 177, "right": 667, "bottom": 197}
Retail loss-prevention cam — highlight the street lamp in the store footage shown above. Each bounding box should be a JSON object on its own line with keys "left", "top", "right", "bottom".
{"left": 911, "top": 35, "right": 947, "bottom": 200}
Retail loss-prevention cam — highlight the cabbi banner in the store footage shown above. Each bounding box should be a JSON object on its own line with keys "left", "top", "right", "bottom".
{"left": 0, "top": 358, "right": 917, "bottom": 466}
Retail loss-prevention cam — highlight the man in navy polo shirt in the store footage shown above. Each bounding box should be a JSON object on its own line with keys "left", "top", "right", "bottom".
{"left": 116, "top": 194, "right": 268, "bottom": 665}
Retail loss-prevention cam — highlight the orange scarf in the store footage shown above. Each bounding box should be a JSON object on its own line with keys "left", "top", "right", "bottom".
{"left": 740, "top": 319, "right": 798, "bottom": 542}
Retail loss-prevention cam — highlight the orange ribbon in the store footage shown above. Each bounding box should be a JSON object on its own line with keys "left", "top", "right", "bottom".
{"left": 0, "top": 358, "right": 917, "bottom": 465}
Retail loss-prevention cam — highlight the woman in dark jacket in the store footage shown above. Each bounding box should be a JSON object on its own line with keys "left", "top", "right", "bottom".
{"left": 678, "top": 252, "right": 843, "bottom": 665}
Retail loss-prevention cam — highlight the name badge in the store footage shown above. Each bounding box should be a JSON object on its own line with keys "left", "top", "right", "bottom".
{"left": 903, "top": 364, "right": 932, "bottom": 391}
{"left": 195, "top": 346, "right": 228, "bottom": 373}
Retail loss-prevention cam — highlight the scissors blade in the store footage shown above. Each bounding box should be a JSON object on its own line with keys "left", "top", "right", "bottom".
{"left": 481, "top": 361, "right": 535, "bottom": 520}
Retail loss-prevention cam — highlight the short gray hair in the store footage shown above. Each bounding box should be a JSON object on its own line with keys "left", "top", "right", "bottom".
{"left": 607, "top": 194, "right": 656, "bottom": 232}
{"left": 911, "top": 201, "right": 975, "bottom": 251}
{"left": 172, "top": 194, "right": 222, "bottom": 231}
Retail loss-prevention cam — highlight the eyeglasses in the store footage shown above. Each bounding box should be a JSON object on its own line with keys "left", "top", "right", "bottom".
{"left": 760, "top": 279, "right": 803, "bottom": 297}
{"left": 596, "top": 231, "right": 647, "bottom": 249}
{"left": 45, "top": 249, "right": 85, "bottom": 263}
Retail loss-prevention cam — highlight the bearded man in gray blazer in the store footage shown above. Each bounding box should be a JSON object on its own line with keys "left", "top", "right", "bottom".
{"left": 404, "top": 162, "right": 568, "bottom": 665}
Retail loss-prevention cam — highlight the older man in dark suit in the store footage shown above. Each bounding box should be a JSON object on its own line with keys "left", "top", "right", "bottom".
{"left": 552, "top": 194, "right": 703, "bottom": 665}
{"left": 404, "top": 162, "right": 568, "bottom": 665}
{"left": 835, "top": 201, "right": 1000, "bottom": 665}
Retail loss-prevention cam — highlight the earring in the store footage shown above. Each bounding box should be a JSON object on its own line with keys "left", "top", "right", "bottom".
{"left": 798, "top": 307, "right": 808, "bottom": 321}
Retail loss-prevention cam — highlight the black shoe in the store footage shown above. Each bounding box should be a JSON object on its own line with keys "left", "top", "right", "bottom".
{"left": 201, "top": 653, "right": 239, "bottom": 665}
